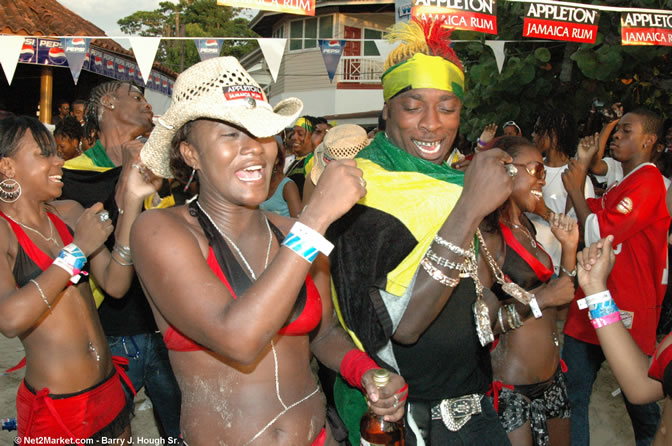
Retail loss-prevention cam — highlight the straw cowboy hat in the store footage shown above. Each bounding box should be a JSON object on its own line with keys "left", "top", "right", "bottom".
{"left": 310, "top": 124, "right": 370, "bottom": 184}
{"left": 141, "top": 56, "right": 303, "bottom": 178}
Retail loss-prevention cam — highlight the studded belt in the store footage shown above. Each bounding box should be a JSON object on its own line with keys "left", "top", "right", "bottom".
{"left": 430, "top": 394, "right": 483, "bottom": 431}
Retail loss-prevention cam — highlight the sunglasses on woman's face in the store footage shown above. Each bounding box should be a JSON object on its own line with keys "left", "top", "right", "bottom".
{"left": 513, "top": 161, "right": 546, "bottom": 180}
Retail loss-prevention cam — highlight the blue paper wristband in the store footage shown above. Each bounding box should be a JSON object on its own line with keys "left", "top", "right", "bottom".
{"left": 282, "top": 232, "right": 319, "bottom": 263}
{"left": 588, "top": 300, "right": 619, "bottom": 320}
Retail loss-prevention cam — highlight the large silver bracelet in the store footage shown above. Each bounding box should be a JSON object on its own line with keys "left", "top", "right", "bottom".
{"left": 433, "top": 235, "right": 473, "bottom": 260}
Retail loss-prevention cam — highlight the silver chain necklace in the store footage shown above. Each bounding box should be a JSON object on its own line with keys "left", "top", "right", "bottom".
{"left": 4, "top": 213, "right": 59, "bottom": 247}
{"left": 196, "top": 201, "right": 272, "bottom": 280}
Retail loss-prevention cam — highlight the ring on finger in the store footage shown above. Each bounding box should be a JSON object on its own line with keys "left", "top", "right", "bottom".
{"left": 505, "top": 164, "right": 518, "bottom": 177}
{"left": 131, "top": 163, "right": 141, "bottom": 169}
{"left": 98, "top": 211, "right": 110, "bottom": 223}
{"left": 393, "top": 394, "right": 399, "bottom": 408}
{"left": 359, "top": 177, "right": 367, "bottom": 188}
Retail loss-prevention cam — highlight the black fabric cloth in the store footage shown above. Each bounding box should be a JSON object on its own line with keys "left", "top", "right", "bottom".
{"left": 392, "top": 280, "right": 493, "bottom": 401}
{"left": 327, "top": 204, "right": 415, "bottom": 356}
{"left": 61, "top": 167, "right": 157, "bottom": 336}
{"left": 491, "top": 234, "right": 546, "bottom": 301}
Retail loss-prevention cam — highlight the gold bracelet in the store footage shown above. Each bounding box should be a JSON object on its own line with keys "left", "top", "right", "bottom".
{"left": 420, "top": 258, "right": 460, "bottom": 288}
{"left": 30, "top": 279, "right": 51, "bottom": 310}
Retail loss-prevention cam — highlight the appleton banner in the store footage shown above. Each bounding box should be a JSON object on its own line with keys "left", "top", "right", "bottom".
{"left": 523, "top": 2, "right": 600, "bottom": 43}
{"left": 411, "top": 0, "right": 498, "bottom": 34}
{"left": 621, "top": 12, "right": 672, "bottom": 46}
{"left": 216, "top": 0, "right": 314, "bottom": 16}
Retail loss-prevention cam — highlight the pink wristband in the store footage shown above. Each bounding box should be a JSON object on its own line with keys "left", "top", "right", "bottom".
{"left": 590, "top": 311, "right": 621, "bottom": 329}
{"left": 340, "top": 349, "right": 379, "bottom": 391}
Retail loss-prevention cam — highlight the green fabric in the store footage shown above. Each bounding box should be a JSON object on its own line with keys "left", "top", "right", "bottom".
{"left": 83, "top": 140, "right": 116, "bottom": 168}
{"left": 357, "top": 132, "right": 464, "bottom": 186}
{"left": 334, "top": 376, "right": 368, "bottom": 445}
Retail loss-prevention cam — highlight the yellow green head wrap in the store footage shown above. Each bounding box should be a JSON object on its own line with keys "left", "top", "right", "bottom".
{"left": 381, "top": 18, "right": 465, "bottom": 102}
{"left": 294, "top": 117, "right": 314, "bottom": 133}
{"left": 382, "top": 53, "right": 464, "bottom": 102}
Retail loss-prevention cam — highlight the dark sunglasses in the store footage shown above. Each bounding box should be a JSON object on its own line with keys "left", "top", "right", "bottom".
{"left": 514, "top": 161, "right": 546, "bottom": 180}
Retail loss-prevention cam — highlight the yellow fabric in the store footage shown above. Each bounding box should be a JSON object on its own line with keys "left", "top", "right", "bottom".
{"left": 331, "top": 279, "right": 365, "bottom": 351}
{"left": 63, "top": 154, "right": 113, "bottom": 172}
{"left": 304, "top": 155, "right": 315, "bottom": 178}
{"left": 382, "top": 53, "right": 465, "bottom": 102}
{"left": 294, "top": 117, "right": 313, "bottom": 133}
{"left": 356, "top": 158, "right": 463, "bottom": 296}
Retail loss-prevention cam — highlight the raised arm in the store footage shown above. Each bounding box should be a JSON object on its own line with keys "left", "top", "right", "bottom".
{"left": 131, "top": 160, "right": 365, "bottom": 366}
{"left": 578, "top": 236, "right": 664, "bottom": 404}
{"left": 0, "top": 207, "right": 114, "bottom": 338}
{"left": 393, "top": 149, "right": 513, "bottom": 343}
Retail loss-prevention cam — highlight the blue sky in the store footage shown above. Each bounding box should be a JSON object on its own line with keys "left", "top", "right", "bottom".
{"left": 58, "top": 0, "right": 169, "bottom": 38}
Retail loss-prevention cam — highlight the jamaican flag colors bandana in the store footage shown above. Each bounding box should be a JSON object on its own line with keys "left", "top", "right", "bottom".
{"left": 327, "top": 131, "right": 463, "bottom": 353}
{"left": 382, "top": 53, "right": 465, "bottom": 102}
{"left": 294, "top": 117, "right": 314, "bottom": 133}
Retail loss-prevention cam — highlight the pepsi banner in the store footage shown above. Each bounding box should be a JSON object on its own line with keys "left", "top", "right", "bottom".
{"left": 411, "top": 0, "right": 497, "bottom": 35}
{"left": 16, "top": 38, "right": 173, "bottom": 94}
{"left": 61, "top": 37, "right": 91, "bottom": 85}
{"left": 621, "top": 12, "right": 672, "bottom": 46}
{"left": 197, "top": 39, "right": 223, "bottom": 61}
{"left": 319, "top": 40, "right": 345, "bottom": 83}
{"left": 523, "top": 2, "right": 600, "bottom": 43}
{"left": 217, "top": 0, "right": 314, "bottom": 16}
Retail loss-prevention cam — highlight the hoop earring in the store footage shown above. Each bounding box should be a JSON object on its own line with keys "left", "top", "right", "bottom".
{"left": 0, "top": 178, "right": 21, "bottom": 203}
{"left": 183, "top": 168, "right": 196, "bottom": 192}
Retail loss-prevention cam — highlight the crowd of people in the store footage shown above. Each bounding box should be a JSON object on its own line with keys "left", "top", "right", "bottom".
{"left": 1, "top": 16, "right": 672, "bottom": 446}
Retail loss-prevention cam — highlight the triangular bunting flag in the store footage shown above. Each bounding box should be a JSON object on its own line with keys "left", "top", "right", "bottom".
{"left": 128, "top": 37, "right": 161, "bottom": 85}
{"left": 374, "top": 40, "right": 399, "bottom": 62}
{"left": 0, "top": 36, "right": 25, "bottom": 85}
{"left": 257, "top": 38, "right": 286, "bottom": 83}
{"left": 61, "top": 37, "right": 91, "bottom": 85}
{"left": 318, "top": 40, "right": 346, "bottom": 83}
{"left": 196, "top": 39, "right": 224, "bottom": 62}
{"left": 485, "top": 41, "right": 506, "bottom": 74}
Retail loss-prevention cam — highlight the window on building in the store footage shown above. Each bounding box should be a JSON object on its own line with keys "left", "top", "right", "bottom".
{"left": 363, "top": 28, "right": 382, "bottom": 56}
{"left": 289, "top": 15, "right": 334, "bottom": 51}
{"left": 273, "top": 24, "right": 284, "bottom": 38}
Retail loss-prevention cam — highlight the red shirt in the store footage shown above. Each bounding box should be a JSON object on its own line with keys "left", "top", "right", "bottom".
{"left": 564, "top": 164, "right": 670, "bottom": 355}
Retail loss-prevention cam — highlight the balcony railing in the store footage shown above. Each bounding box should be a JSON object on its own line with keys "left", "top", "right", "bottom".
{"left": 337, "top": 56, "right": 384, "bottom": 83}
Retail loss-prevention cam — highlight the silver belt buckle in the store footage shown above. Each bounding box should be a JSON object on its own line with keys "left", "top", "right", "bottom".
{"left": 440, "top": 394, "right": 482, "bottom": 431}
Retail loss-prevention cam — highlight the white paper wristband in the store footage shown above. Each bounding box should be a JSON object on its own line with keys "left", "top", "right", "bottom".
{"left": 577, "top": 290, "right": 612, "bottom": 310}
{"left": 291, "top": 221, "right": 334, "bottom": 256}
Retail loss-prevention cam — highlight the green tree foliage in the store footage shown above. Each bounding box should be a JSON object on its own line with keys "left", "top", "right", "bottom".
{"left": 453, "top": 0, "right": 672, "bottom": 142}
{"left": 118, "top": 0, "right": 258, "bottom": 73}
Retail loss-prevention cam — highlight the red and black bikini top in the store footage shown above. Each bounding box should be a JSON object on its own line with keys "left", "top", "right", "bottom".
{"left": 491, "top": 221, "right": 554, "bottom": 301}
{"left": 0, "top": 211, "right": 76, "bottom": 287}
{"left": 162, "top": 202, "right": 323, "bottom": 353}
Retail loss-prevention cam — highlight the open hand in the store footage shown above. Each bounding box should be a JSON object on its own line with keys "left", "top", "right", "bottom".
{"left": 550, "top": 213, "right": 579, "bottom": 250}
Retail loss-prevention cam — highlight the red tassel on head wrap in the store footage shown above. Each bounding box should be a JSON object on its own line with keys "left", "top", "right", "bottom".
{"left": 413, "top": 17, "right": 464, "bottom": 71}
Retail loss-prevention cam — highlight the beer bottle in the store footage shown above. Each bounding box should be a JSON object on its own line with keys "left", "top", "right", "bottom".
{"left": 360, "top": 369, "right": 404, "bottom": 446}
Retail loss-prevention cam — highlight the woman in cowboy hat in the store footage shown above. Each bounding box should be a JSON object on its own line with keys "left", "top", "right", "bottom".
{"left": 132, "top": 56, "right": 407, "bottom": 446}
{"left": 0, "top": 115, "right": 156, "bottom": 442}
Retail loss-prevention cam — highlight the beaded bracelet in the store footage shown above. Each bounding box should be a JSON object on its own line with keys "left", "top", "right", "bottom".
{"left": 282, "top": 222, "right": 334, "bottom": 263}
{"left": 52, "top": 243, "right": 87, "bottom": 284}
{"left": 590, "top": 311, "right": 621, "bottom": 329}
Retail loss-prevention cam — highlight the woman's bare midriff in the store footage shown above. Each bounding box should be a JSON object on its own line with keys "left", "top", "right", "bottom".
{"left": 492, "top": 308, "right": 560, "bottom": 385}
{"left": 171, "top": 335, "right": 327, "bottom": 446}
{"left": 21, "top": 284, "right": 112, "bottom": 393}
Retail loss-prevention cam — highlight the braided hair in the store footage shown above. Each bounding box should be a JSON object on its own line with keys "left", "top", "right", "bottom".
{"left": 83, "top": 81, "right": 141, "bottom": 144}
{"left": 533, "top": 110, "right": 577, "bottom": 159}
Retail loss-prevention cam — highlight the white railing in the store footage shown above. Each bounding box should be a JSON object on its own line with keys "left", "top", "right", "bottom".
{"left": 337, "top": 56, "right": 384, "bottom": 83}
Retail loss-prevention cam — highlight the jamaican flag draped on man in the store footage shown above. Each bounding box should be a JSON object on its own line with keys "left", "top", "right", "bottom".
{"left": 327, "top": 131, "right": 465, "bottom": 357}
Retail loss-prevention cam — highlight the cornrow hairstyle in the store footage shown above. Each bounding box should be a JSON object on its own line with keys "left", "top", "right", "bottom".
{"left": 534, "top": 110, "right": 577, "bottom": 159}
{"left": 83, "top": 81, "right": 144, "bottom": 144}
{"left": 630, "top": 108, "right": 663, "bottom": 145}
{"left": 54, "top": 116, "right": 84, "bottom": 142}
{"left": 0, "top": 115, "right": 58, "bottom": 159}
